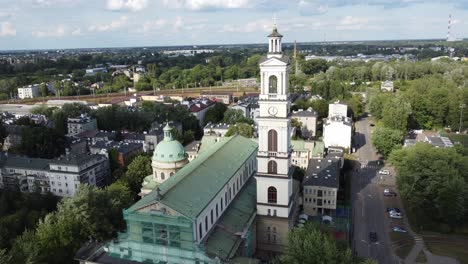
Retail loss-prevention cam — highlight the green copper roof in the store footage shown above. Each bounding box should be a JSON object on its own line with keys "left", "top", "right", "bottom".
{"left": 312, "top": 140, "right": 325, "bottom": 157}
{"left": 129, "top": 135, "right": 258, "bottom": 219}
{"left": 152, "top": 123, "right": 186, "bottom": 163}
{"left": 205, "top": 179, "right": 256, "bottom": 260}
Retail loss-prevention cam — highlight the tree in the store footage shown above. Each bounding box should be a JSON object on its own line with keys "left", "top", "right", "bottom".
{"left": 300, "top": 59, "right": 329, "bottom": 75}
{"left": 346, "top": 94, "right": 365, "bottom": 119}
{"left": 39, "top": 83, "right": 47, "bottom": 97}
{"left": 371, "top": 125, "right": 404, "bottom": 157}
{"left": 224, "top": 123, "right": 254, "bottom": 138}
{"left": 368, "top": 93, "right": 392, "bottom": 120}
{"left": 381, "top": 96, "right": 412, "bottom": 131}
{"left": 204, "top": 103, "right": 227, "bottom": 124}
{"left": 222, "top": 109, "right": 253, "bottom": 125}
{"left": 310, "top": 99, "right": 329, "bottom": 118}
{"left": 11, "top": 126, "right": 66, "bottom": 159}
{"left": 389, "top": 144, "right": 468, "bottom": 227}
{"left": 121, "top": 155, "right": 152, "bottom": 198}
{"left": 281, "top": 223, "right": 353, "bottom": 264}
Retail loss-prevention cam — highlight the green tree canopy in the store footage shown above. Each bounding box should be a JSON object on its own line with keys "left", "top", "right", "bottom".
{"left": 389, "top": 143, "right": 468, "bottom": 227}
{"left": 120, "top": 155, "right": 152, "bottom": 198}
{"left": 371, "top": 125, "right": 404, "bottom": 157}
{"left": 224, "top": 123, "right": 254, "bottom": 138}
{"left": 222, "top": 109, "right": 253, "bottom": 125}
{"left": 204, "top": 103, "right": 227, "bottom": 124}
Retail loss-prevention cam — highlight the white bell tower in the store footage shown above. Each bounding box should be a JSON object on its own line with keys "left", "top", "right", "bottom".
{"left": 256, "top": 23, "right": 295, "bottom": 252}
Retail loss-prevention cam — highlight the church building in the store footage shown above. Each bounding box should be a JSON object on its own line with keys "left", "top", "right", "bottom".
{"left": 75, "top": 24, "right": 299, "bottom": 264}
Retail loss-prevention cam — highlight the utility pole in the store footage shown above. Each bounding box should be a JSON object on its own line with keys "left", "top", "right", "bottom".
{"left": 459, "top": 103, "right": 466, "bottom": 133}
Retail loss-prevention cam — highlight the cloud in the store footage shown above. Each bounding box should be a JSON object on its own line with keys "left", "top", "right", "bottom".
{"left": 31, "top": 0, "right": 82, "bottom": 6}
{"left": 106, "top": 0, "right": 148, "bottom": 12}
{"left": 221, "top": 19, "right": 272, "bottom": 33}
{"left": 163, "top": 0, "right": 251, "bottom": 10}
{"left": 173, "top": 16, "right": 184, "bottom": 31}
{"left": 336, "top": 16, "right": 369, "bottom": 30}
{"left": 298, "top": 0, "right": 328, "bottom": 16}
{"left": 32, "top": 24, "right": 67, "bottom": 37}
{"left": 142, "top": 19, "right": 167, "bottom": 32}
{"left": 0, "top": 21, "right": 16, "bottom": 37}
{"left": 71, "top": 27, "right": 83, "bottom": 36}
{"left": 88, "top": 16, "right": 128, "bottom": 32}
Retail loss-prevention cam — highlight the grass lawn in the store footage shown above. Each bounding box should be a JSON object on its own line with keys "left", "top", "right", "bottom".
{"left": 389, "top": 231, "right": 414, "bottom": 259}
{"left": 415, "top": 250, "right": 427, "bottom": 263}
{"left": 425, "top": 242, "right": 468, "bottom": 264}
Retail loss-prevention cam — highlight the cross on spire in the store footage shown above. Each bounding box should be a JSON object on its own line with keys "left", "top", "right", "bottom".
{"left": 273, "top": 13, "right": 277, "bottom": 28}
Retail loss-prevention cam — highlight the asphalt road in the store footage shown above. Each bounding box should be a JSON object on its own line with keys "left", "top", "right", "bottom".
{"left": 351, "top": 116, "right": 395, "bottom": 264}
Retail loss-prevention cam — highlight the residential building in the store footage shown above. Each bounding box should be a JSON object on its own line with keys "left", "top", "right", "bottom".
{"left": 89, "top": 141, "right": 143, "bottom": 167}
{"left": 201, "top": 92, "right": 233, "bottom": 104}
{"left": 18, "top": 84, "right": 40, "bottom": 99}
{"left": 230, "top": 96, "right": 260, "bottom": 124}
{"left": 85, "top": 67, "right": 108, "bottom": 76}
{"left": 2, "top": 125, "right": 23, "bottom": 151}
{"left": 381, "top": 80, "right": 394, "bottom": 92}
{"left": 203, "top": 122, "right": 231, "bottom": 137}
{"left": 184, "top": 140, "right": 201, "bottom": 161}
{"left": 181, "top": 99, "right": 215, "bottom": 126}
{"left": 67, "top": 114, "right": 98, "bottom": 136}
{"left": 328, "top": 101, "right": 348, "bottom": 118}
{"left": 303, "top": 157, "right": 341, "bottom": 216}
{"left": 0, "top": 153, "right": 109, "bottom": 198}
{"left": 404, "top": 130, "right": 454, "bottom": 148}
{"left": 291, "top": 140, "right": 315, "bottom": 169}
{"left": 323, "top": 115, "right": 352, "bottom": 150}
{"left": 291, "top": 107, "right": 318, "bottom": 138}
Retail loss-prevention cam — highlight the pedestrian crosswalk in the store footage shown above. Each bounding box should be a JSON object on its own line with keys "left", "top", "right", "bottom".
{"left": 414, "top": 236, "right": 424, "bottom": 242}
{"left": 360, "top": 164, "right": 380, "bottom": 170}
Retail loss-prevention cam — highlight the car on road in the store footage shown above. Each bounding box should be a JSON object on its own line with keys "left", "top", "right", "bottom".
{"left": 384, "top": 189, "right": 397, "bottom": 197}
{"left": 389, "top": 212, "right": 403, "bottom": 219}
{"left": 379, "top": 169, "right": 390, "bottom": 175}
{"left": 370, "top": 123, "right": 375, "bottom": 127}
{"left": 387, "top": 207, "right": 401, "bottom": 213}
{"left": 392, "top": 226, "right": 408, "bottom": 233}
{"left": 369, "top": 232, "right": 378, "bottom": 242}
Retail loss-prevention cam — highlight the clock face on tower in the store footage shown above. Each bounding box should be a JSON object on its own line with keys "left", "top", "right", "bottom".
{"left": 268, "top": 106, "right": 278, "bottom": 116}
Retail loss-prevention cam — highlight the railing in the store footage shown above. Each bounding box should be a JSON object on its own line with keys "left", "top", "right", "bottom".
{"left": 258, "top": 151, "right": 289, "bottom": 158}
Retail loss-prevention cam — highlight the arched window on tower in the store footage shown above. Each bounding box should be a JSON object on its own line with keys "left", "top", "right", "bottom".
{"left": 269, "top": 75, "right": 278, "bottom": 94}
{"left": 267, "top": 160, "right": 277, "bottom": 174}
{"left": 161, "top": 172, "right": 165, "bottom": 180}
{"left": 268, "top": 129, "right": 278, "bottom": 152}
{"left": 268, "top": 187, "right": 277, "bottom": 204}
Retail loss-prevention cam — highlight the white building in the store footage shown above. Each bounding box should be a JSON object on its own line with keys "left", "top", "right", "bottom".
{"left": 323, "top": 115, "right": 352, "bottom": 150}
{"left": 381, "top": 80, "right": 394, "bottom": 92}
{"left": 18, "top": 84, "right": 40, "bottom": 99}
{"left": 181, "top": 99, "right": 215, "bottom": 126}
{"left": 0, "top": 154, "right": 109, "bottom": 197}
{"left": 203, "top": 123, "right": 231, "bottom": 137}
{"left": 328, "top": 101, "right": 348, "bottom": 118}
{"left": 255, "top": 24, "right": 300, "bottom": 255}
{"left": 291, "top": 108, "right": 318, "bottom": 138}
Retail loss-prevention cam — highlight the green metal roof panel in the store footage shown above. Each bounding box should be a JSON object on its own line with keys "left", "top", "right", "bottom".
{"left": 291, "top": 139, "right": 305, "bottom": 150}
{"left": 312, "top": 140, "right": 325, "bottom": 157}
{"left": 129, "top": 135, "right": 258, "bottom": 219}
{"left": 205, "top": 179, "right": 256, "bottom": 260}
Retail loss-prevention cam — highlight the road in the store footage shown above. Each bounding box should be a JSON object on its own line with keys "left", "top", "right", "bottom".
{"left": 351, "top": 115, "right": 395, "bottom": 264}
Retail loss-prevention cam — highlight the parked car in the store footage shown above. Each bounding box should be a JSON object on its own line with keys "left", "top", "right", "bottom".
{"left": 392, "top": 226, "right": 408, "bottom": 233}
{"left": 384, "top": 189, "right": 397, "bottom": 197}
{"left": 369, "top": 232, "right": 378, "bottom": 242}
{"left": 389, "top": 212, "right": 403, "bottom": 219}
{"left": 387, "top": 207, "right": 401, "bottom": 213}
{"left": 370, "top": 123, "right": 375, "bottom": 127}
{"left": 379, "top": 169, "right": 390, "bottom": 175}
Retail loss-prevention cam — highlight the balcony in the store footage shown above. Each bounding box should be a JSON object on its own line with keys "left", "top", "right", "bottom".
{"left": 258, "top": 151, "right": 289, "bottom": 158}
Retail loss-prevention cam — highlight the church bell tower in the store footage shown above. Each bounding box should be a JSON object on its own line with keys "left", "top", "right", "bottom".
{"left": 255, "top": 22, "right": 296, "bottom": 254}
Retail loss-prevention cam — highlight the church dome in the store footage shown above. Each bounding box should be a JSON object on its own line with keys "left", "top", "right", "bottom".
{"left": 152, "top": 123, "right": 187, "bottom": 163}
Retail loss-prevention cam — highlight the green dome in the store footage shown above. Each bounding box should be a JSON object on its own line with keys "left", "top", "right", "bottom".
{"left": 152, "top": 123, "right": 186, "bottom": 163}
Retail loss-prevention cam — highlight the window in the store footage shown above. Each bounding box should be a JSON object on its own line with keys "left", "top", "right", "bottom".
{"left": 205, "top": 216, "right": 208, "bottom": 231}
{"left": 210, "top": 210, "right": 214, "bottom": 224}
{"left": 268, "top": 130, "right": 278, "bottom": 152}
{"left": 269, "top": 75, "right": 278, "bottom": 94}
{"left": 170, "top": 172, "right": 174, "bottom": 177}
{"left": 273, "top": 209, "right": 277, "bottom": 216}
{"left": 161, "top": 172, "right": 165, "bottom": 180}
{"left": 221, "top": 198, "right": 224, "bottom": 211}
{"left": 268, "top": 186, "right": 277, "bottom": 203}
{"left": 216, "top": 204, "right": 219, "bottom": 217}
{"left": 267, "top": 209, "right": 271, "bottom": 216}
{"left": 273, "top": 227, "right": 276, "bottom": 233}
{"left": 199, "top": 223, "right": 203, "bottom": 239}
{"left": 267, "top": 160, "right": 277, "bottom": 174}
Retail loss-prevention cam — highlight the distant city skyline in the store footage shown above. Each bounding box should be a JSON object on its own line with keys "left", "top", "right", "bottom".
{"left": 0, "top": 0, "right": 467, "bottom": 50}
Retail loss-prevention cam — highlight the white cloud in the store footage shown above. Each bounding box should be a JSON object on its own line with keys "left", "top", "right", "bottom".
{"left": 298, "top": 0, "right": 328, "bottom": 16}
{"left": 88, "top": 16, "right": 128, "bottom": 32}
{"left": 32, "top": 0, "right": 82, "bottom": 6}
{"left": 142, "top": 19, "right": 167, "bottom": 32}
{"left": 0, "top": 22, "right": 16, "bottom": 37}
{"left": 336, "top": 16, "right": 369, "bottom": 30}
{"left": 173, "top": 16, "right": 184, "bottom": 31}
{"left": 221, "top": 19, "right": 272, "bottom": 33}
{"left": 163, "top": 0, "right": 251, "bottom": 10}
{"left": 106, "top": 0, "right": 148, "bottom": 12}
{"left": 32, "top": 24, "right": 67, "bottom": 37}
{"left": 71, "top": 27, "right": 83, "bottom": 36}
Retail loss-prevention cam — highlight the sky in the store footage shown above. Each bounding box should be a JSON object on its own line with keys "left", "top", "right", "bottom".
{"left": 0, "top": 0, "right": 467, "bottom": 50}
